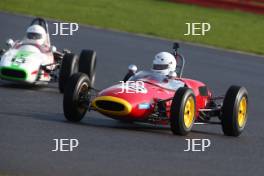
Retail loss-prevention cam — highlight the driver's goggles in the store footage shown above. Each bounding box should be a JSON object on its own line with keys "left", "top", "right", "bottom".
{"left": 27, "top": 32, "right": 42, "bottom": 40}
{"left": 153, "top": 64, "right": 169, "bottom": 70}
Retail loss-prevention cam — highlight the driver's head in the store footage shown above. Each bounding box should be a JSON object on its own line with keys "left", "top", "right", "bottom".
{"left": 152, "top": 52, "right": 176, "bottom": 75}
{"left": 26, "top": 25, "right": 46, "bottom": 45}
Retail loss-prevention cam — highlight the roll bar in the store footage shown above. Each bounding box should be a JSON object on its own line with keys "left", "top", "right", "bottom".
{"left": 172, "top": 42, "right": 185, "bottom": 78}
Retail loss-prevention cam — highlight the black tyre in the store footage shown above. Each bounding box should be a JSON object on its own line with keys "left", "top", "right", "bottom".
{"left": 221, "top": 86, "right": 248, "bottom": 136}
{"left": 59, "top": 53, "right": 79, "bottom": 93}
{"left": 170, "top": 87, "right": 196, "bottom": 135}
{"left": 63, "top": 73, "right": 90, "bottom": 122}
{"left": 79, "top": 50, "right": 96, "bottom": 87}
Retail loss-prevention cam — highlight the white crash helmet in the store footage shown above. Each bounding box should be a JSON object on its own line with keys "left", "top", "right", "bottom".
{"left": 152, "top": 52, "right": 177, "bottom": 75}
{"left": 26, "top": 25, "right": 47, "bottom": 45}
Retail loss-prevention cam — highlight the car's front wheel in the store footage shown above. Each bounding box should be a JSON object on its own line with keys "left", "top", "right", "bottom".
{"left": 63, "top": 73, "right": 90, "bottom": 122}
{"left": 170, "top": 87, "right": 196, "bottom": 135}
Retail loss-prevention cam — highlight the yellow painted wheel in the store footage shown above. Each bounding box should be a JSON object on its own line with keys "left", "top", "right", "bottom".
{"left": 222, "top": 86, "right": 248, "bottom": 136}
{"left": 237, "top": 96, "right": 247, "bottom": 128}
{"left": 170, "top": 87, "right": 196, "bottom": 135}
{"left": 183, "top": 96, "right": 195, "bottom": 129}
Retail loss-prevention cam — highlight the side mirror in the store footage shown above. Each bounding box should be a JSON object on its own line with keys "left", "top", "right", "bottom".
{"left": 6, "top": 39, "right": 14, "bottom": 48}
{"left": 128, "top": 64, "right": 137, "bottom": 73}
{"left": 173, "top": 42, "right": 180, "bottom": 56}
{"left": 173, "top": 42, "right": 179, "bottom": 50}
{"left": 51, "top": 46, "right": 57, "bottom": 52}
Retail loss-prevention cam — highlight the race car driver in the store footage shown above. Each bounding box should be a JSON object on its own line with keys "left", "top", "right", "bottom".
{"left": 123, "top": 52, "right": 177, "bottom": 82}
{"left": 24, "top": 24, "right": 55, "bottom": 72}
{"left": 24, "top": 24, "right": 51, "bottom": 53}
{"left": 152, "top": 52, "right": 177, "bottom": 78}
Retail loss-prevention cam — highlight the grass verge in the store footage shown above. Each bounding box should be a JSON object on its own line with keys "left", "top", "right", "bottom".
{"left": 0, "top": 0, "right": 263, "bottom": 55}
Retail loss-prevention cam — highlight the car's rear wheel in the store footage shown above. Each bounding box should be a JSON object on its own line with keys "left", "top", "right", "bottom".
{"left": 59, "top": 53, "right": 79, "bottom": 93}
{"left": 63, "top": 73, "right": 90, "bottom": 122}
{"left": 221, "top": 86, "right": 248, "bottom": 136}
{"left": 79, "top": 50, "right": 96, "bottom": 87}
{"left": 170, "top": 87, "right": 196, "bottom": 135}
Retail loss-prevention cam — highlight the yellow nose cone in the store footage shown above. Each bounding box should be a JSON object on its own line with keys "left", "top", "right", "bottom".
{"left": 92, "top": 96, "right": 132, "bottom": 116}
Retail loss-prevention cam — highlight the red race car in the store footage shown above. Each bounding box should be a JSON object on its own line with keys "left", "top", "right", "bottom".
{"left": 63, "top": 43, "right": 248, "bottom": 136}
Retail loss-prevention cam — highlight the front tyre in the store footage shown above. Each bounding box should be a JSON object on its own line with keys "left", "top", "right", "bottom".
{"left": 170, "top": 87, "right": 196, "bottom": 135}
{"left": 59, "top": 53, "right": 79, "bottom": 93}
{"left": 63, "top": 73, "right": 90, "bottom": 122}
{"left": 221, "top": 86, "right": 248, "bottom": 136}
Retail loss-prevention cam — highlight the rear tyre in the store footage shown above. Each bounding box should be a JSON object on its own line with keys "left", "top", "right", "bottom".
{"left": 59, "top": 53, "right": 79, "bottom": 93}
{"left": 221, "top": 86, "right": 248, "bottom": 136}
{"left": 170, "top": 87, "right": 196, "bottom": 135}
{"left": 63, "top": 73, "right": 90, "bottom": 122}
{"left": 79, "top": 50, "right": 96, "bottom": 87}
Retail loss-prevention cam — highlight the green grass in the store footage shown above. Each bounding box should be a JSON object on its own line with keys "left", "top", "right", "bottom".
{"left": 0, "top": 0, "right": 263, "bottom": 54}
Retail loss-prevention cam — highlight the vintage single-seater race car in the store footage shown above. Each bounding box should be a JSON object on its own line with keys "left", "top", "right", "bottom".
{"left": 63, "top": 43, "right": 248, "bottom": 136}
{"left": 0, "top": 17, "right": 97, "bottom": 93}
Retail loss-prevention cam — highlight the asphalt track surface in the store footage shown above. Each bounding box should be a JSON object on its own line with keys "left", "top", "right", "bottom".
{"left": 0, "top": 12, "right": 264, "bottom": 176}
